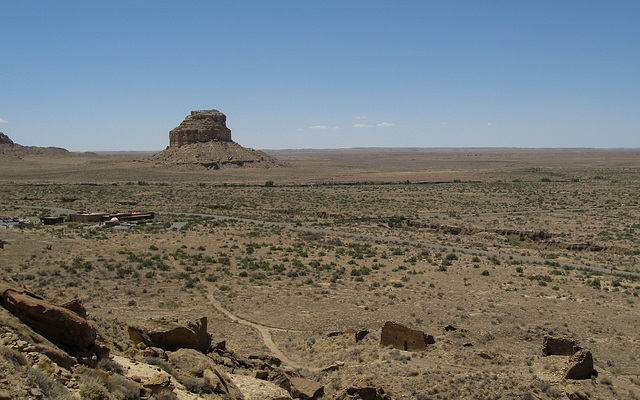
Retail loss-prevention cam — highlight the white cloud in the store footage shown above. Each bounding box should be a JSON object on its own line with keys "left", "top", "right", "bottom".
{"left": 441, "top": 122, "right": 447, "bottom": 125}
{"left": 487, "top": 122, "right": 493, "bottom": 126}
{"left": 0, "top": 118, "right": 7, "bottom": 123}
{"left": 354, "top": 116, "right": 366, "bottom": 119}
{"left": 354, "top": 124, "right": 374, "bottom": 128}
{"left": 377, "top": 122, "right": 395, "bottom": 127}
{"left": 308, "top": 125, "right": 340, "bottom": 130}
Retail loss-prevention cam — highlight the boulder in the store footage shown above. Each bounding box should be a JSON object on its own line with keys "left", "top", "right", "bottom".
{"left": 0, "top": 286, "right": 96, "bottom": 348}
{"left": 380, "top": 321, "right": 434, "bottom": 351}
{"left": 290, "top": 377, "right": 324, "bottom": 399}
{"left": 444, "top": 325, "right": 457, "bottom": 331}
{"left": 204, "top": 368, "right": 245, "bottom": 399}
{"left": 248, "top": 353, "right": 282, "bottom": 367}
{"left": 542, "top": 335, "right": 581, "bottom": 356}
{"left": 169, "top": 110, "right": 232, "bottom": 148}
{"left": 230, "top": 373, "right": 291, "bottom": 400}
{"left": 58, "top": 298, "right": 88, "bottom": 319}
{"left": 141, "top": 373, "right": 173, "bottom": 395}
{"left": 334, "top": 379, "right": 391, "bottom": 400}
{"left": 268, "top": 370, "right": 292, "bottom": 392}
{"left": 355, "top": 330, "right": 369, "bottom": 343}
{"left": 0, "top": 306, "right": 77, "bottom": 369}
{"left": 321, "top": 361, "right": 344, "bottom": 372}
{"left": 255, "top": 370, "right": 269, "bottom": 380}
{"left": 564, "top": 349, "right": 595, "bottom": 380}
{"left": 167, "top": 348, "right": 217, "bottom": 377}
{"left": 127, "top": 317, "right": 211, "bottom": 352}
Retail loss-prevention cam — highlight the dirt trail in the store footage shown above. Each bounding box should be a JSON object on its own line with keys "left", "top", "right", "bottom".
{"left": 205, "top": 287, "right": 306, "bottom": 370}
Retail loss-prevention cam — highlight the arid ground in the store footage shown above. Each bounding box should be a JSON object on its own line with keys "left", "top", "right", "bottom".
{"left": 1, "top": 148, "right": 639, "bottom": 399}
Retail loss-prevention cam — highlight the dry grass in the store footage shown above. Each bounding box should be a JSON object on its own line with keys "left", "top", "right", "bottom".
{"left": 1, "top": 147, "right": 639, "bottom": 399}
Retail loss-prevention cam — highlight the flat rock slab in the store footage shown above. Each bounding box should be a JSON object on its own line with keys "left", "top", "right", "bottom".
{"left": 230, "top": 374, "right": 292, "bottom": 400}
{"left": 0, "top": 286, "right": 96, "bottom": 348}
{"left": 290, "top": 377, "right": 324, "bottom": 399}
{"left": 128, "top": 317, "right": 211, "bottom": 352}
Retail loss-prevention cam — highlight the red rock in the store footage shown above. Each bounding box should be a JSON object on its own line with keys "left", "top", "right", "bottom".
{"left": 290, "top": 377, "right": 324, "bottom": 399}
{"left": 128, "top": 317, "right": 211, "bottom": 352}
{"left": 334, "top": 379, "right": 391, "bottom": 400}
{"left": 0, "top": 287, "right": 96, "bottom": 348}
{"left": 58, "top": 298, "right": 88, "bottom": 319}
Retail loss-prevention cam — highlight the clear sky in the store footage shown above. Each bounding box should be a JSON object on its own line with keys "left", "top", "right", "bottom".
{"left": 1, "top": 1, "right": 639, "bottom": 151}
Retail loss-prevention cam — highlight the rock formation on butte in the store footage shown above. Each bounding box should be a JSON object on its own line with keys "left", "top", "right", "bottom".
{"left": 169, "top": 110, "right": 231, "bottom": 147}
{"left": 148, "top": 110, "right": 283, "bottom": 169}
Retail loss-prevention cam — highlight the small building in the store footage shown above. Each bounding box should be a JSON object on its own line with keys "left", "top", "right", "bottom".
{"left": 69, "top": 212, "right": 109, "bottom": 223}
{"left": 40, "top": 216, "right": 65, "bottom": 225}
{"left": 69, "top": 211, "right": 154, "bottom": 223}
{"left": 110, "top": 211, "right": 155, "bottom": 221}
{"left": 105, "top": 217, "right": 120, "bottom": 227}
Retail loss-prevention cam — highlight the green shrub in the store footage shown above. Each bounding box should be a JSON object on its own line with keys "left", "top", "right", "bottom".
{"left": 97, "top": 358, "right": 123, "bottom": 375}
{"left": 184, "top": 377, "right": 213, "bottom": 394}
{"left": 79, "top": 382, "right": 110, "bottom": 400}
{"left": 0, "top": 346, "right": 27, "bottom": 366}
{"left": 28, "top": 367, "right": 73, "bottom": 399}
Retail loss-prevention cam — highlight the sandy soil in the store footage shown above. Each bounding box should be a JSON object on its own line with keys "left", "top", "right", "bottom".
{"left": 1, "top": 147, "right": 639, "bottom": 399}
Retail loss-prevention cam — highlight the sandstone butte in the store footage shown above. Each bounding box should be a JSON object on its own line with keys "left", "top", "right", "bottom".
{"left": 148, "top": 109, "right": 283, "bottom": 169}
{"left": 169, "top": 109, "right": 232, "bottom": 148}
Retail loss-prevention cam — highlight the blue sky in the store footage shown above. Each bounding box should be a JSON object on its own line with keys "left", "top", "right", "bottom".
{"left": 1, "top": 1, "right": 638, "bottom": 151}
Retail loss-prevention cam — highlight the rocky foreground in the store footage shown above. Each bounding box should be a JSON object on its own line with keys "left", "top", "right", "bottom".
{"left": 0, "top": 281, "right": 603, "bottom": 400}
{"left": 0, "top": 283, "right": 391, "bottom": 399}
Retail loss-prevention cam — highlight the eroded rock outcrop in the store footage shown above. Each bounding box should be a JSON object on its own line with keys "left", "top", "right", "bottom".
{"left": 127, "top": 316, "right": 212, "bottom": 352}
{"left": 58, "top": 298, "right": 88, "bottom": 319}
{"left": 169, "top": 110, "right": 232, "bottom": 148}
{"left": 166, "top": 348, "right": 217, "bottom": 376}
{"left": 0, "top": 285, "right": 96, "bottom": 348}
{"left": 290, "top": 377, "right": 324, "bottom": 399}
{"left": 380, "top": 321, "right": 434, "bottom": 351}
{"left": 0, "top": 132, "right": 15, "bottom": 146}
{"left": 334, "top": 378, "right": 392, "bottom": 400}
{"left": 230, "top": 373, "right": 291, "bottom": 400}
{"left": 148, "top": 109, "right": 284, "bottom": 169}
{"left": 0, "top": 132, "right": 69, "bottom": 156}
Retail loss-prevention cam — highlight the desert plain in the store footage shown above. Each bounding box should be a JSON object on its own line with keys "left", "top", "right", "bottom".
{"left": 1, "top": 147, "right": 640, "bottom": 399}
